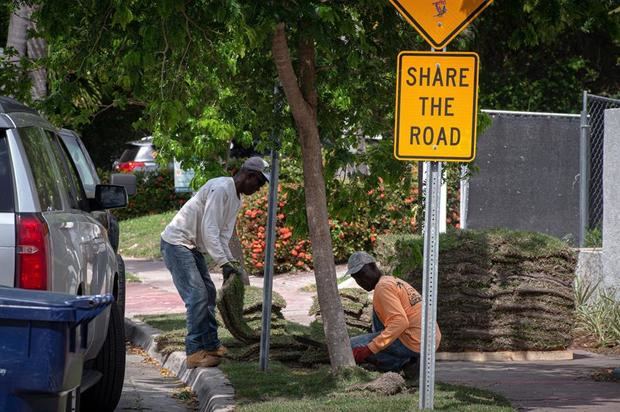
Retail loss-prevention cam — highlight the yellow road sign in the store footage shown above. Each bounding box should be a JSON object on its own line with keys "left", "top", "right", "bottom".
{"left": 394, "top": 51, "right": 479, "bottom": 162}
{"left": 390, "top": 0, "right": 493, "bottom": 49}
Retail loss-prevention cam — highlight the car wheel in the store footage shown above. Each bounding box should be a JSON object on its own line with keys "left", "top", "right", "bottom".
{"left": 81, "top": 302, "right": 126, "bottom": 412}
{"left": 116, "top": 254, "right": 126, "bottom": 318}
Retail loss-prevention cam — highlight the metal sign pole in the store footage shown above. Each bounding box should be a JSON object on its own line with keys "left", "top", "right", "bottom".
{"left": 419, "top": 160, "right": 442, "bottom": 409}
{"left": 387, "top": 3, "right": 488, "bottom": 406}
{"left": 579, "top": 90, "right": 590, "bottom": 247}
{"left": 417, "top": 42, "right": 445, "bottom": 409}
{"left": 259, "top": 148, "right": 280, "bottom": 371}
{"left": 460, "top": 165, "right": 469, "bottom": 230}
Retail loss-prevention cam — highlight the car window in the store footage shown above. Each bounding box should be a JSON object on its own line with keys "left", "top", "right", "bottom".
{"left": 61, "top": 133, "right": 98, "bottom": 196}
{"left": 48, "top": 132, "right": 88, "bottom": 210}
{"left": 119, "top": 145, "right": 140, "bottom": 162}
{"left": 135, "top": 145, "right": 156, "bottom": 162}
{"left": 0, "top": 132, "right": 15, "bottom": 212}
{"left": 19, "top": 127, "right": 63, "bottom": 211}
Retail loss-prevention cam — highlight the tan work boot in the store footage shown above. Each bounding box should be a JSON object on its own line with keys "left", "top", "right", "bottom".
{"left": 205, "top": 345, "right": 227, "bottom": 357}
{"left": 186, "top": 350, "right": 221, "bottom": 368}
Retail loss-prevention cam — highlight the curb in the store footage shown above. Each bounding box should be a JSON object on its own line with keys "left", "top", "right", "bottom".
{"left": 436, "top": 350, "right": 574, "bottom": 362}
{"left": 124, "top": 317, "right": 235, "bottom": 412}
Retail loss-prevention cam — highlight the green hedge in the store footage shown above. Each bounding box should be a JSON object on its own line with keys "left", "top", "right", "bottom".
{"left": 99, "top": 169, "right": 191, "bottom": 221}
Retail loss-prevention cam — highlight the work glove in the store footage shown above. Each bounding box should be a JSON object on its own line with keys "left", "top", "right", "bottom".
{"left": 222, "top": 261, "right": 246, "bottom": 282}
{"left": 352, "top": 345, "right": 373, "bottom": 364}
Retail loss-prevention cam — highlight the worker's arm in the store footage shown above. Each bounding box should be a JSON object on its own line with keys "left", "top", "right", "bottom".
{"left": 200, "top": 186, "right": 235, "bottom": 267}
{"left": 219, "top": 221, "right": 236, "bottom": 264}
{"left": 367, "top": 285, "right": 409, "bottom": 353}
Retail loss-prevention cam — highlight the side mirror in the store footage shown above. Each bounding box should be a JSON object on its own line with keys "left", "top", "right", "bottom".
{"left": 110, "top": 173, "right": 137, "bottom": 196}
{"left": 94, "top": 185, "right": 128, "bottom": 209}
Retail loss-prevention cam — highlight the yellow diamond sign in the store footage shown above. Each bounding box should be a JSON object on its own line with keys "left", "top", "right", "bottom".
{"left": 394, "top": 51, "right": 479, "bottom": 162}
{"left": 390, "top": 0, "right": 493, "bottom": 49}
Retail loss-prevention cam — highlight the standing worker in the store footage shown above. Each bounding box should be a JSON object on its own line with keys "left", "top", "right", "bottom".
{"left": 346, "top": 251, "right": 441, "bottom": 379}
{"left": 160, "top": 157, "right": 270, "bottom": 368}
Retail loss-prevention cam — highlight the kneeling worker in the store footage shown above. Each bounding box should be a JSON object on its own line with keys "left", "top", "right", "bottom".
{"left": 346, "top": 251, "right": 441, "bottom": 378}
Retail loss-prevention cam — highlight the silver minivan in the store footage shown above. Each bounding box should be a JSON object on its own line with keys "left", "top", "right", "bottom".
{"left": 0, "top": 97, "right": 127, "bottom": 411}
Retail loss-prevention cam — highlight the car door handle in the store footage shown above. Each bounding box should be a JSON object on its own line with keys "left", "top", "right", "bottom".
{"left": 60, "top": 222, "right": 75, "bottom": 229}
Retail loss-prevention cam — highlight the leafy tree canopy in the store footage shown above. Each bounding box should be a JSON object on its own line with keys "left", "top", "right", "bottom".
{"left": 4, "top": 0, "right": 616, "bottom": 172}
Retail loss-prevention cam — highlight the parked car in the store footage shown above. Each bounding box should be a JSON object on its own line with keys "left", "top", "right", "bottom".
{"left": 59, "top": 128, "right": 136, "bottom": 319}
{"left": 113, "top": 136, "right": 160, "bottom": 173}
{"left": 0, "top": 96, "right": 132, "bottom": 411}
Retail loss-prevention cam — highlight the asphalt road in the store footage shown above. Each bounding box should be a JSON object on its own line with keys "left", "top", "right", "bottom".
{"left": 115, "top": 348, "right": 196, "bottom": 412}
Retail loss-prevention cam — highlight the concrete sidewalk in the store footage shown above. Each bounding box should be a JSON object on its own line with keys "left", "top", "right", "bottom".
{"left": 125, "top": 258, "right": 620, "bottom": 412}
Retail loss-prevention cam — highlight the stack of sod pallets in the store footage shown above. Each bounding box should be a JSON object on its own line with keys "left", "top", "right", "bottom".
{"left": 309, "top": 288, "right": 373, "bottom": 334}
{"left": 383, "top": 229, "right": 577, "bottom": 352}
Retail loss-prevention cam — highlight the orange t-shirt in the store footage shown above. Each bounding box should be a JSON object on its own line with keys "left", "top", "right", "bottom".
{"left": 367, "top": 276, "right": 441, "bottom": 354}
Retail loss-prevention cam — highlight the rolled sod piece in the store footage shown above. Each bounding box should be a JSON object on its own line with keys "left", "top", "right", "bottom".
{"left": 217, "top": 274, "right": 260, "bottom": 343}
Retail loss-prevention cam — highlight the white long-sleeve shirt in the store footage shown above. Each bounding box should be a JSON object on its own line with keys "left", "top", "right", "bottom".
{"left": 161, "top": 177, "right": 240, "bottom": 267}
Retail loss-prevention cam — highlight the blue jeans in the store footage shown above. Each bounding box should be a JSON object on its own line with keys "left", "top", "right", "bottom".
{"left": 160, "top": 238, "right": 221, "bottom": 355}
{"left": 350, "top": 312, "right": 419, "bottom": 372}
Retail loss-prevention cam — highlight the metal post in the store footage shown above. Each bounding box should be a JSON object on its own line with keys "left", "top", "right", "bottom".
{"left": 259, "top": 148, "right": 280, "bottom": 371}
{"left": 419, "top": 161, "right": 441, "bottom": 410}
{"left": 459, "top": 165, "right": 469, "bottom": 230}
{"left": 579, "top": 91, "right": 590, "bottom": 247}
{"left": 439, "top": 180, "right": 447, "bottom": 233}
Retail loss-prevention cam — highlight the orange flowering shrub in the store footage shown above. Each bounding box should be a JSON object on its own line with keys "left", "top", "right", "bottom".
{"left": 237, "top": 171, "right": 461, "bottom": 275}
{"left": 237, "top": 188, "right": 314, "bottom": 274}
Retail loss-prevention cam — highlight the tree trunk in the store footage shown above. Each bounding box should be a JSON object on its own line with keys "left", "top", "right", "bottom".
{"left": 271, "top": 22, "right": 355, "bottom": 370}
{"left": 6, "top": 3, "right": 47, "bottom": 100}
{"left": 6, "top": 3, "right": 29, "bottom": 62}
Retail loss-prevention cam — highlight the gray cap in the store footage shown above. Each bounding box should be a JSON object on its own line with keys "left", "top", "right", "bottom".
{"left": 242, "top": 156, "right": 270, "bottom": 182}
{"left": 345, "top": 251, "right": 376, "bottom": 276}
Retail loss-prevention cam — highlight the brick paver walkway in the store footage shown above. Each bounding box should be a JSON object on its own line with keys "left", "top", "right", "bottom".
{"left": 125, "top": 258, "right": 349, "bottom": 324}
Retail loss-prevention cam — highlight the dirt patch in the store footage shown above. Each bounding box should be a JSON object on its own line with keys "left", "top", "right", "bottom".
{"left": 571, "top": 330, "right": 620, "bottom": 356}
{"left": 591, "top": 368, "right": 620, "bottom": 382}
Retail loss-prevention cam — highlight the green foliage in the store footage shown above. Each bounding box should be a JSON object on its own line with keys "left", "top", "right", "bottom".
{"left": 574, "top": 276, "right": 601, "bottom": 307}
{"left": 374, "top": 233, "right": 423, "bottom": 279}
{"left": 6, "top": 0, "right": 617, "bottom": 146}
{"left": 575, "top": 285, "right": 620, "bottom": 348}
{"left": 0, "top": 53, "right": 33, "bottom": 103}
{"left": 469, "top": 0, "right": 620, "bottom": 112}
{"left": 237, "top": 163, "right": 451, "bottom": 275}
{"left": 585, "top": 226, "right": 602, "bottom": 248}
{"left": 79, "top": 105, "right": 146, "bottom": 169}
{"left": 32, "top": 0, "right": 423, "bottom": 184}
{"left": 99, "top": 169, "right": 190, "bottom": 221}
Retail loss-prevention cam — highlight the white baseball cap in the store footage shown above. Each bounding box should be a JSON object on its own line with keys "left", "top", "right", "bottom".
{"left": 242, "top": 156, "right": 270, "bottom": 182}
{"left": 345, "top": 251, "right": 376, "bottom": 276}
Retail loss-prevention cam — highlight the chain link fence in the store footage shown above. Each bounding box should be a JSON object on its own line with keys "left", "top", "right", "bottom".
{"left": 580, "top": 93, "right": 620, "bottom": 246}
